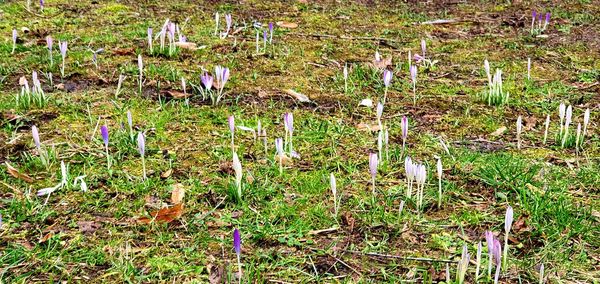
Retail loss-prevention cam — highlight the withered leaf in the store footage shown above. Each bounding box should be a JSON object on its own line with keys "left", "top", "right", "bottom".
{"left": 39, "top": 232, "right": 54, "bottom": 243}
{"left": 137, "top": 203, "right": 184, "bottom": 224}
{"left": 166, "top": 90, "right": 192, "bottom": 99}
{"left": 161, "top": 168, "right": 172, "bottom": 179}
{"left": 78, "top": 221, "right": 101, "bottom": 234}
{"left": 174, "top": 42, "right": 198, "bottom": 50}
{"left": 371, "top": 56, "right": 393, "bottom": 70}
{"left": 5, "top": 162, "right": 33, "bottom": 183}
{"left": 170, "top": 183, "right": 185, "bottom": 204}
{"left": 113, "top": 47, "right": 135, "bottom": 55}
{"left": 276, "top": 21, "right": 298, "bottom": 29}
{"left": 490, "top": 126, "right": 507, "bottom": 137}
{"left": 356, "top": 123, "right": 381, "bottom": 132}
{"left": 284, "top": 89, "right": 311, "bottom": 103}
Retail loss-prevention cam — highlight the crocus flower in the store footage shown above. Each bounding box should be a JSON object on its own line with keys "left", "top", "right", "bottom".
{"left": 516, "top": 116, "right": 522, "bottom": 149}
{"left": 420, "top": 39, "right": 426, "bottom": 58}
{"left": 410, "top": 65, "right": 418, "bottom": 104}
{"left": 46, "top": 36, "right": 53, "bottom": 65}
{"left": 275, "top": 137, "right": 284, "bottom": 174}
{"left": 405, "top": 156, "right": 414, "bottom": 197}
{"left": 583, "top": 108, "right": 590, "bottom": 137}
{"left": 101, "top": 125, "right": 110, "bottom": 169}
{"left": 484, "top": 59, "right": 491, "bottom": 85}
{"left": 376, "top": 102, "right": 383, "bottom": 127}
{"left": 32, "top": 125, "right": 41, "bottom": 150}
{"left": 369, "top": 152, "right": 378, "bottom": 197}
{"left": 531, "top": 10, "right": 537, "bottom": 33}
{"left": 284, "top": 113, "right": 294, "bottom": 154}
{"left": 343, "top": 64, "right": 348, "bottom": 93}
{"left": 539, "top": 263, "right": 544, "bottom": 284}
{"left": 493, "top": 239, "right": 502, "bottom": 284}
{"left": 268, "top": 22, "right": 274, "bottom": 43}
{"left": 40, "top": 0, "right": 44, "bottom": 11}
{"left": 559, "top": 103, "right": 566, "bottom": 134}
{"left": 543, "top": 12, "right": 551, "bottom": 30}
{"left": 59, "top": 41, "right": 68, "bottom": 77}
{"left": 504, "top": 206, "right": 513, "bottom": 269}
{"left": 214, "top": 12, "right": 219, "bottom": 36}
{"left": 416, "top": 163, "right": 427, "bottom": 210}
{"left": 401, "top": 116, "right": 408, "bottom": 151}
{"left": 232, "top": 152, "right": 242, "bottom": 200}
{"left": 263, "top": 30, "right": 267, "bottom": 50}
{"left": 37, "top": 160, "right": 68, "bottom": 198}
{"left": 562, "top": 105, "right": 572, "bottom": 147}
{"left": 201, "top": 73, "right": 214, "bottom": 90}
{"left": 233, "top": 228, "right": 242, "bottom": 280}
{"left": 456, "top": 244, "right": 470, "bottom": 284}
{"left": 413, "top": 54, "right": 424, "bottom": 63}
{"left": 576, "top": 123, "right": 582, "bottom": 150}
{"left": 485, "top": 231, "right": 494, "bottom": 278}
{"left": 138, "top": 55, "right": 143, "bottom": 94}
{"left": 383, "top": 69, "right": 392, "bottom": 87}
{"left": 213, "top": 65, "right": 230, "bottom": 104}
{"left": 137, "top": 132, "right": 146, "bottom": 180}
{"left": 225, "top": 14, "right": 232, "bottom": 33}
{"left": 127, "top": 110, "right": 133, "bottom": 139}
{"left": 11, "top": 29, "right": 17, "bottom": 54}
{"left": 147, "top": 27, "right": 153, "bottom": 53}
{"left": 375, "top": 51, "right": 381, "bottom": 62}
{"left": 330, "top": 173, "right": 338, "bottom": 216}
{"left": 476, "top": 241, "right": 482, "bottom": 281}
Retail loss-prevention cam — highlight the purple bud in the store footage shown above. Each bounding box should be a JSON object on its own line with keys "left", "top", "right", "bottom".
{"left": 505, "top": 206, "right": 514, "bottom": 234}
{"left": 413, "top": 54, "right": 424, "bottom": 63}
{"left": 383, "top": 70, "right": 392, "bottom": 87}
{"left": 40, "top": 0, "right": 44, "bottom": 9}
{"left": 545, "top": 12, "right": 551, "bottom": 24}
{"left": 269, "top": 22, "right": 274, "bottom": 33}
{"left": 284, "top": 113, "right": 294, "bottom": 133}
{"left": 137, "top": 132, "right": 145, "bottom": 156}
{"left": 228, "top": 115, "right": 235, "bottom": 134}
{"left": 233, "top": 228, "right": 241, "bottom": 255}
{"left": 101, "top": 125, "right": 109, "bottom": 147}
{"left": 59, "top": 41, "right": 68, "bottom": 58}
{"left": 263, "top": 30, "right": 267, "bottom": 43}
{"left": 421, "top": 39, "right": 426, "bottom": 58}
{"left": 201, "top": 73, "right": 213, "bottom": 90}
{"left": 532, "top": 10, "right": 537, "bottom": 20}
{"left": 485, "top": 231, "right": 494, "bottom": 253}
{"left": 147, "top": 27, "right": 153, "bottom": 44}
{"left": 225, "top": 14, "right": 232, "bottom": 31}
{"left": 410, "top": 65, "right": 418, "bottom": 83}
{"left": 127, "top": 111, "right": 133, "bottom": 129}
{"left": 369, "top": 152, "right": 378, "bottom": 178}
{"left": 12, "top": 29, "right": 17, "bottom": 43}
{"left": 493, "top": 239, "right": 502, "bottom": 265}
{"left": 32, "top": 125, "right": 41, "bottom": 149}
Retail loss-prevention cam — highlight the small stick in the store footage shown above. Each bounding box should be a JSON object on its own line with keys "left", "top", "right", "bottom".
{"left": 343, "top": 250, "right": 457, "bottom": 264}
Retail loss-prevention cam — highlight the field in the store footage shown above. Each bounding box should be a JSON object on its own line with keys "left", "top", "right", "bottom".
{"left": 1, "top": 0, "right": 599, "bottom": 283}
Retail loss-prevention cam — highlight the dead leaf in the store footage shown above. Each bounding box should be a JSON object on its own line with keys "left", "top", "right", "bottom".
{"left": 77, "top": 221, "right": 101, "bottom": 234}
{"left": 371, "top": 56, "right": 393, "bottom": 70}
{"left": 55, "top": 83, "right": 65, "bottom": 90}
{"left": 524, "top": 116, "right": 537, "bottom": 130}
{"left": 490, "top": 126, "right": 507, "bottom": 137}
{"left": 341, "top": 212, "right": 355, "bottom": 232}
{"left": 161, "top": 168, "right": 172, "bottom": 179}
{"left": 166, "top": 90, "right": 192, "bottom": 99}
{"left": 137, "top": 203, "right": 184, "bottom": 224}
{"left": 276, "top": 21, "right": 298, "bottom": 29}
{"left": 284, "top": 89, "right": 311, "bottom": 103}
{"left": 113, "top": 47, "right": 135, "bottom": 55}
{"left": 245, "top": 173, "right": 255, "bottom": 184}
{"left": 274, "top": 154, "right": 293, "bottom": 166}
{"left": 5, "top": 162, "right": 33, "bottom": 183}
{"left": 174, "top": 42, "right": 198, "bottom": 50}
{"left": 39, "top": 232, "right": 54, "bottom": 243}
{"left": 207, "top": 257, "right": 224, "bottom": 284}
{"left": 170, "top": 183, "right": 185, "bottom": 204}
{"left": 356, "top": 123, "right": 381, "bottom": 132}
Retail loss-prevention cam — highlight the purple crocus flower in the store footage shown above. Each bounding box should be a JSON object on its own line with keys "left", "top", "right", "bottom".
{"left": 275, "top": 138, "right": 283, "bottom": 155}
{"left": 401, "top": 115, "right": 408, "bottom": 142}
{"left": 225, "top": 14, "right": 232, "bottom": 33}
{"left": 228, "top": 115, "right": 235, "bottom": 134}
{"left": 137, "top": 132, "right": 145, "bottom": 157}
{"left": 32, "top": 125, "right": 41, "bottom": 149}
{"left": 543, "top": 12, "right": 551, "bottom": 30}
{"left": 263, "top": 30, "right": 267, "bottom": 45}
{"left": 147, "top": 27, "right": 153, "bottom": 51}
{"left": 201, "top": 73, "right": 213, "bottom": 90}
{"left": 233, "top": 228, "right": 241, "bottom": 255}
{"left": 46, "top": 36, "right": 53, "bottom": 51}
{"left": 493, "top": 239, "right": 502, "bottom": 283}
{"left": 284, "top": 113, "right": 294, "bottom": 134}
{"left": 269, "top": 22, "right": 274, "bottom": 43}
{"left": 59, "top": 41, "right": 67, "bottom": 58}
{"left": 369, "top": 152, "right": 378, "bottom": 178}
{"left": 421, "top": 39, "right": 426, "bottom": 58}
{"left": 410, "top": 65, "right": 417, "bottom": 84}
{"left": 383, "top": 69, "right": 392, "bottom": 87}
{"left": 531, "top": 10, "right": 537, "bottom": 32}
{"left": 413, "top": 54, "right": 424, "bottom": 63}
{"left": 101, "top": 125, "right": 109, "bottom": 147}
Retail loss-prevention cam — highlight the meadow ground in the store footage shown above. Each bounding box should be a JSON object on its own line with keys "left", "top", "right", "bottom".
{"left": 0, "top": 0, "right": 599, "bottom": 283}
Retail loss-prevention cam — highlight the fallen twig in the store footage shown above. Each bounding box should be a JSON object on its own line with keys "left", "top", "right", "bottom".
{"left": 342, "top": 250, "right": 457, "bottom": 264}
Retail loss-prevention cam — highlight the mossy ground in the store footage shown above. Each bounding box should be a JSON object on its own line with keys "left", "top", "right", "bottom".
{"left": 0, "top": 0, "right": 599, "bottom": 283}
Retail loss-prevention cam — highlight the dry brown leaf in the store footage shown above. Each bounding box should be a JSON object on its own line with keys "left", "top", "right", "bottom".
{"left": 5, "top": 162, "right": 33, "bottom": 183}
{"left": 490, "top": 126, "right": 507, "bottom": 136}
{"left": 208, "top": 262, "right": 224, "bottom": 284}
{"left": 174, "top": 42, "right": 198, "bottom": 50}
{"left": 371, "top": 56, "right": 393, "bottom": 70}
{"left": 274, "top": 154, "right": 293, "bottom": 166}
{"left": 276, "top": 21, "right": 298, "bottom": 29}
{"left": 39, "top": 232, "right": 54, "bottom": 243}
{"left": 356, "top": 123, "right": 381, "bottom": 132}
{"left": 166, "top": 90, "right": 192, "bottom": 99}
{"left": 161, "top": 168, "right": 173, "bottom": 179}
{"left": 524, "top": 116, "right": 537, "bottom": 130}
{"left": 284, "top": 89, "right": 311, "bottom": 103}
{"left": 137, "top": 203, "right": 184, "bottom": 224}
{"left": 113, "top": 47, "right": 135, "bottom": 55}
{"left": 170, "top": 183, "right": 185, "bottom": 204}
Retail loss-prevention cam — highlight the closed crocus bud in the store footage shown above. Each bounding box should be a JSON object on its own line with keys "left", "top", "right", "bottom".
{"left": 376, "top": 102, "right": 383, "bottom": 121}
{"left": 32, "top": 125, "right": 41, "bottom": 149}
{"left": 421, "top": 39, "right": 426, "bottom": 58}
{"left": 343, "top": 64, "right": 348, "bottom": 80}
{"left": 583, "top": 108, "right": 590, "bottom": 135}
{"left": 127, "top": 111, "right": 133, "bottom": 129}
{"left": 375, "top": 51, "right": 381, "bottom": 62}
{"left": 559, "top": 103, "right": 565, "bottom": 121}
{"left": 46, "top": 36, "right": 53, "bottom": 51}
{"left": 493, "top": 239, "right": 502, "bottom": 265}
{"left": 201, "top": 73, "right": 213, "bottom": 90}
{"left": 330, "top": 173, "right": 336, "bottom": 197}
{"left": 12, "top": 29, "right": 17, "bottom": 43}
{"left": 228, "top": 115, "right": 235, "bottom": 134}
{"left": 383, "top": 69, "right": 392, "bottom": 87}
{"left": 137, "top": 132, "right": 145, "bottom": 157}
{"left": 484, "top": 59, "right": 491, "bottom": 82}
{"left": 233, "top": 152, "right": 242, "bottom": 185}
{"left": 401, "top": 116, "right": 408, "bottom": 139}
{"left": 437, "top": 158, "right": 442, "bottom": 179}
{"left": 59, "top": 41, "right": 68, "bottom": 58}
{"left": 369, "top": 152, "right": 378, "bottom": 178}
{"left": 275, "top": 138, "right": 283, "bottom": 155}
{"left": 284, "top": 113, "right": 294, "bottom": 133}
{"left": 137, "top": 54, "right": 143, "bottom": 72}
{"left": 410, "top": 65, "right": 417, "bottom": 83}
{"left": 565, "top": 105, "right": 572, "bottom": 127}
{"left": 101, "top": 125, "right": 109, "bottom": 147}
{"left": 505, "top": 206, "right": 513, "bottom": 233}
{"left": 517, "top": 116, "right": 522, "bottom": 135}
{"left": 233, "top": 228, "right": 241, "bottom": 255}
{"left": 225, "top": 14, "right": 232, "bottom": 31}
